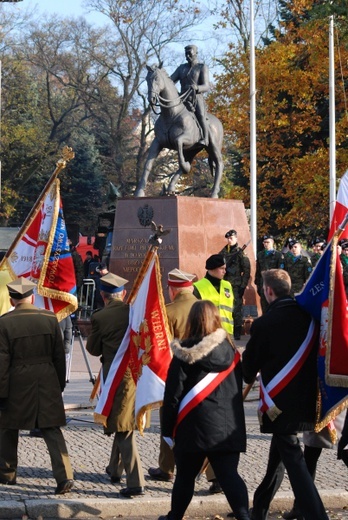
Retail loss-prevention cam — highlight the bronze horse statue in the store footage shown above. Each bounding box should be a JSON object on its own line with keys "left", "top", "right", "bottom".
{"left": 135, "top": 65, "right": 224, "bottom": 198}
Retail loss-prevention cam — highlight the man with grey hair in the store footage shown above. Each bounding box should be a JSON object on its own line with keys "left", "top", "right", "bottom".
{"left": 86, "top": 272, "right": 145, "bottom": 498}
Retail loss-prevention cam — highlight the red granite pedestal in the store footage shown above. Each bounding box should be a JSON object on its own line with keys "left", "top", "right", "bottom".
{"left": 109, "top": 196, "right": 258, "bottom": 314}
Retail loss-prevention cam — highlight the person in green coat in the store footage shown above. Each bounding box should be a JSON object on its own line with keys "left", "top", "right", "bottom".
{"left": 86, "top": 272, "right": 145, "bottom": 498}
{"left": 0, "top": 277, "right": 74, "bottom": 495}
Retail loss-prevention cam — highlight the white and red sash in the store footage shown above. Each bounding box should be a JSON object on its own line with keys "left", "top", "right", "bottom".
{"left": 258, "top": 318, "right": 318, "bottom": 422}
{"left": 173, "top": 351, "right": 240, "bottom": 436}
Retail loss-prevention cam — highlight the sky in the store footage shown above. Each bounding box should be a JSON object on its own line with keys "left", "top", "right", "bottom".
{"left": 4, "top": 0, "right": 228, "bottom": 73}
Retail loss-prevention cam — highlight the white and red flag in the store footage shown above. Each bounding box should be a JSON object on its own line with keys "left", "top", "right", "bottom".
{"left": 0, "top": 148, "right": 78, "bottom": 321}
{"left": 327, "top": 170, "right": 348, "bottom": 242}
{"left": 94, "top": 250, "right": 172, "bottom": 432}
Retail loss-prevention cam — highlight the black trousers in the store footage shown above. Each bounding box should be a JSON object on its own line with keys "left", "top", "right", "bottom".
{"left": 169, "top": 449, "right": 250, "bottom": 520}
{"left": 252, "top": 433, "right": 329, "bottom": 520}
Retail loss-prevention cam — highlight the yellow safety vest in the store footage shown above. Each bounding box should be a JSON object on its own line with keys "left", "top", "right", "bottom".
{"left": 194, "top": 278, "right": 234, "bottom": 335}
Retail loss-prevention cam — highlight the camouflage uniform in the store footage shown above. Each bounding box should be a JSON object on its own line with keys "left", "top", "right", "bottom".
{"left": 285, "top": 252, "right": 312, "bottom": 296}
{"left": 220, "top": 244, "right": 250, "bottom": 339}
{"left": 340, "top": 253, "right": 348, "bottom": 299}
{"left": 255, "top": 249, "right": 285, "bottom": 314}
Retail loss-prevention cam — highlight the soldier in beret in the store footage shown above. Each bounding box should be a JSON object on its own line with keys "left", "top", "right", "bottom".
{"left": 309, "top": 237, "right": 326, "bottom": 268}
{"left": 284, "top": 239, "right": 312, "bottom": 296}
{"left": 255, "top": 235, "right": 285, "bottom": 314}
{"left": 86, "top": 272, "right": 145, "bottom": 498}
{"left": 340, "top": 240, "right": 348, "bottom": 298}
{"left": 0, "top": 277, "right": 74, "bottom": 494}
{"left": 220, "top": 230, "right": 251, "bottom": 340}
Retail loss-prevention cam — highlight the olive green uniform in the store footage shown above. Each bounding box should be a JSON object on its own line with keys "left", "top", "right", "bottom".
{"left": 155, "top": 289, "right": 198, "bottom": 475}
{"left": 220, "top": 244, "right": 250, "bottom": 337}
{"left": 284, "top": 252, "right": 312, "bottom": 296}
{"left": 0, "top": 303, "right": 73, "bottom": 485}
{"left": 86, "top": 299, "right": 145, "bottom": 488}
{"left": 255, "top": 249, "right": 285, "bottom": 313}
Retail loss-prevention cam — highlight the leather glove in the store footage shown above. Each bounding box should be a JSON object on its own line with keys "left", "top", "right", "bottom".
{"left": 0, "top": 398, "right": 8, "bottom": 411}
{"left": 238, "top": 287, "right": 246, "bottom": 298}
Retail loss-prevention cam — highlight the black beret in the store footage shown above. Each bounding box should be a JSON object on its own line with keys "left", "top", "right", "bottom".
{"left": 225, "top": 229, "right": 237, "bottom": 238}
{"left": 341, "top": 241, "right": 348, "bottom": 250}
{"left": 262, "top": 234, "right": 273, "bottom": 241}
{"left": 312, "top": 237, "right": 325, "bottom": 246}
{"left": 205, "top": 254, "right": 226, "bottom": 270}
{"left": 289, "top": 239, "right": 300, "bottom": 248}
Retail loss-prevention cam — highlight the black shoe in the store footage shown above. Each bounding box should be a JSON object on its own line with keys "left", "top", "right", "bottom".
{"left": 0, "top": 476, "right": 16, "bottom": 485}
{"left": 55, "top": 479, "right": 74, "bottom": 495}
{"left": 282, "top": 508, "right": 303, "bottom": 520}
{"left": 119, "top": 486, "right": 145, "bottom": 497}
{"left": 158, "top": 515, "right": 170, "bottom": 520}
{"left": 227, "top": 513, "right": 235, "bottom": 518}
{"left": 148, "top": 467, "right": 174, "bottom": 482}
{"left": 208, "top": 479, "right": 222, "bottom": 494}
{"left": 234, "top": 334, "right": 241, "bottom": 340}
{"left": 106, "top": 466, "right": 121, "bottom": 483}
{"left": 29, "top": 428, "right": 43, "bottom": 438}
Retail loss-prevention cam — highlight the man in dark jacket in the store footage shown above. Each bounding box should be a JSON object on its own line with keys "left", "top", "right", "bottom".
{"left": 242, "top": 269, "right": 329, "bottom": 520}
{"left": 0, "top": 278, "right": 74, "bottom": 494}
{"left": 220, "top": 229, "right": 250, "bottom": 340}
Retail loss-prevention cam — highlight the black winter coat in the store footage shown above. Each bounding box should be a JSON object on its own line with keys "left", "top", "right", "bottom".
{"left": 162, "top": 328, "right": 246, "bottom": 453}
{"left": 242, "top": 296, "right": 318, "bottom": 434}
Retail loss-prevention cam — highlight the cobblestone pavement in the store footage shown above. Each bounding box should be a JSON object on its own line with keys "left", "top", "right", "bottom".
{"left": 0, "top": 336, "right": 346, "bottom": 519}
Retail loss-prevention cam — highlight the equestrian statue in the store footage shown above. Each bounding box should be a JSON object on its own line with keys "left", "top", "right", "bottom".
{"left": 135, "top": 45, "right": 224, "bottom": 199}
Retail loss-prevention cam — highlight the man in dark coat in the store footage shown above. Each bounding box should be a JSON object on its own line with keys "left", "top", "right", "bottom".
{"left": 0, "top": 278, "right": 74, "bottom": 494}
{"left": 220, "top": 229, "right": 251, "bottom": 340}
{"left": 242, "top": 269, "right": 329, "bottom": 520}
{"left": 148, "top": 268, "right": 197, "bottom": 483}
{"left": 86, "top": 272, "right": 145, "bottom": 497}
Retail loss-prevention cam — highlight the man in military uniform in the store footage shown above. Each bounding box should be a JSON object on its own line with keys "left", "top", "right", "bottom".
{"left": 86, "top": 273, "right": 145, "bottom": 497}
{"left": 255, "top": 235, "right": 285, "bottom": 314}
{"left": 220, "top": 229, "right": 250, "bottom": 340}
{"left": 171, "top": 44, "right": 210, "bottom": 146}
{"left": 309, "top": 237, "right": 326, "bottom": 268}
{"left": 340, "top": 240, "right": 348, "bottom": 298}
{"left": 194, "top": 254, "right": 234, "bottom": 336}
{"left": 148, "top": 269, "right": 197, "bottom": 483}
{"left": 0, "top": 278, "right": 74, "bottom": 494}
{"left": 285, "top": 239, "right": 312, "bottom": 296}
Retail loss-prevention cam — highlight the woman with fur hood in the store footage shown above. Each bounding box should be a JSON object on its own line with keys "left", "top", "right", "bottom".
{"left": 158, "top": 300, "right": 250, "bottom": 520}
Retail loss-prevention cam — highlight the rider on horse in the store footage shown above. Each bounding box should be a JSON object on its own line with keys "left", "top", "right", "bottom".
{"left": 171, "top": 45, "right": 210, "bottom": 147}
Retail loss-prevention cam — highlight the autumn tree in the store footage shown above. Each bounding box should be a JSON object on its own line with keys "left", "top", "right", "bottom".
{"left": 212, "top": 0, "right": 348, "bottom": 240}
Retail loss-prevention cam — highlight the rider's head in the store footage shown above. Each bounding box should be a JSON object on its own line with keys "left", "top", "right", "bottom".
{"left": 185, "top": 45, "right": 198, "bottom": 63}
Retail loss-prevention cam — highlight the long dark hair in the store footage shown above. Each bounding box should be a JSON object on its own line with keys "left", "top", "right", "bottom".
{"left": 184, "top": 300, "right": 222, "bottom": 339}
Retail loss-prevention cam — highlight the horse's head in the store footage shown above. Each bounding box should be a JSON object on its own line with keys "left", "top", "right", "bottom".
{"left": 146, "top": 64, "right": 165, "bottom": 106}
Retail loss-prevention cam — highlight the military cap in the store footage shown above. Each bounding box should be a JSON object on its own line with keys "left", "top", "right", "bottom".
{"left": 312, "top": 237, "right": 325, "bottom": 246}
{"left": 288, "top": 238, "right": 300, "bottom": 248}
{"left": 225, "top": 229, "right": 237, "bottom": 238}
{"left": 99, "top": 272, "right": 128, "bottom": 293}
{"left": 262, "top": 234, "right": 274, "bottom": 241}
{"left": 96, "top": 262, "right": 108, "bottom": 273}
{"left": 341, "top": 240, "right": 348, "bottom": 250}
{"left": 205, "top": 254, "right": 226, "bottom": 270}
{"left": 168, "top": 268, "right": 195, "bottom": 288}
{"left": 7, "top": 277, "right": 36, "bottom": 299}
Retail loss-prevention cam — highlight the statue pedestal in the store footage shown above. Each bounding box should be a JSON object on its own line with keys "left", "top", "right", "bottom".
{"left": 110, "top": 196, "right": 258, "bottom": 315}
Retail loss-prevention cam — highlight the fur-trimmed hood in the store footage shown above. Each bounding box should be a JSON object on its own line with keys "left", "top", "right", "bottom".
{"left": 171, "top": 328, "right": 227, "bottom": 364}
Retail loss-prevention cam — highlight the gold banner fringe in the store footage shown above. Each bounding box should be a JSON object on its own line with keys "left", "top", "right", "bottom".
{"left": 93, "top": 412, "right": 107, "bottom": 428}
{"left": 136, "top": 401, "right": 163, "bottom": 435}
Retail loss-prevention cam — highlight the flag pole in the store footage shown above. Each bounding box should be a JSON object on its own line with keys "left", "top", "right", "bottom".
{"left": 1, "top": 146, "right": 75, "bottom": 262}
{"left": 89, "top": 226, "right": 169, "bottom": 402}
